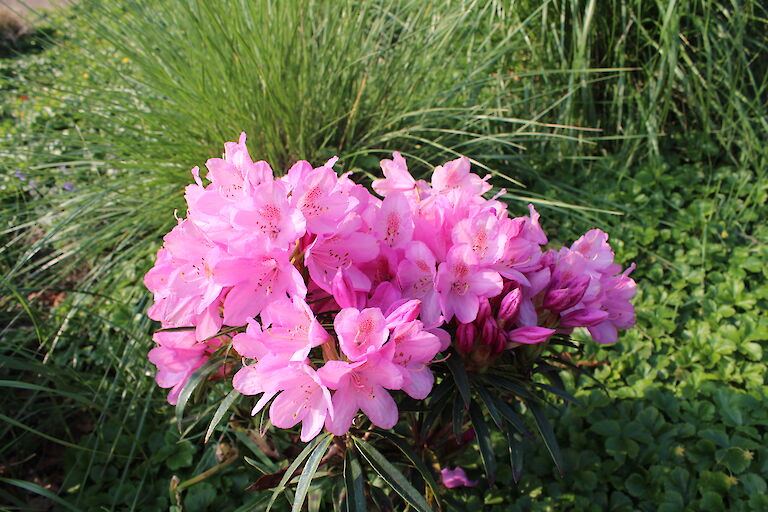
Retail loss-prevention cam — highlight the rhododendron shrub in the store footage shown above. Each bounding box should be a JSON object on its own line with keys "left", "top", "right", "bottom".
{"left": 144, "top": 134, "right": 636, "bottom": 508}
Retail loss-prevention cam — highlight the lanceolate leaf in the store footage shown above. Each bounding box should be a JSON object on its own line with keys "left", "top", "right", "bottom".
{"left": 175, "top": 356, "right": 224, "bottom": 431}
{"left": 527, "top": 400, "right": 563, "bottom": 477}
{"left": 505, "top": 430, "right": 524, "bottom": 483}
{"left": 452, "top": 394, "right": 465, "bottom": 441}
{"left": 474, "top": 384, "right": 503, "bottom": 429}
{"left": 368, "top": 485, "right": 395, "bottom": 512}
{"left": 533, "top": 381, "right": 582, "bottom": 406}
{"left": 373, "top": 430, "right": 442, "bottom": 509}
{"left": 234, "top": 430, "right": 277, "bottom": 471}
{"left": 547, "top": 336, "right": 580, "bottom": 349}
{"left": 445, "top": 354, "right": 471, "bottom": 408}
{"left": 292, "top": 435, "right": 333, "bottom": 512}
{"left": 541, "top": 355, "right": 607, "bottom": 392}
{"left": 492, "top": 396, "right": 534, "bottom": 440}
{"left": 0, "top": 478, "right": 79, "bottom": 511}
{"left": 488, "top": 376, "right": 535, "bottom": 400}
{"left": 343, "top": 446, "right": 367, "bottom": 512}
{"left": 468, "top": 401, "right": 497, "bottom": 484}
{"left": 267, "top": 433, "right": 332, "bottom": 511}
{"left": 535, "top": 361, "right": 581, "bottom": 403}
{"left": 420, "top": 379, "right": 452, "bottom": 444}
{"left": 205, "top": 388, "right": 240, "bottom": 442}
{"left": 354, "top": 437, "right": 432, "bottom": 512}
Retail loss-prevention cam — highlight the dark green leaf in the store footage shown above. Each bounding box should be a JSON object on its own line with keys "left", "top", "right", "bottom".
{"left": 468, "top": 402, "right": 496, "bottom": 484}
{"left": 0, "top": 478, "right": 79, "bottom": 511}
{"left": 235, "top": 430, "right": 277, "bottom": 471}
{"left": 292, "top": 434, "right": 333, "bottom": 512}
{"left": 420, "top": 379, "right": 452, "bottom": 444}
{"left": 267, "top": 433, "right": 331, "bottom": 511}
{"left": 369, "top": 485, "right": 394, "bottom": 512}
{"left": 343, "top": 446, "right": 367, "bottom": 512}
{"left": 541, "top": 356, "right": 607, "bottom": 392}
{"left": 452, "top": 394, "right": 465, "bottom": 441}
{"left": 166, "top": 440, "right": 195, "bottom": 470}
{"left": 446, "top": 354, "right": 471, "bottom": 408}
{"left": 742, "top": 474, "right": 767, "bottom": 495}
{"left": 354, "top": 437, "right": 432, "bottom": 512}
{"left": 243, "top": 456, "right": 267, "bottom": 474}
{"left": 205, "top": 388, "right": 240, "bottom": 443}
{"left": 474, "top": 384, "right": 503, "bottom": 429}
{"left": 591, "top": 419, "right": 621, "bottom": 438}
{"left": 700, "top": 492, "right": 724, "bottom": 512}
{"left": 184, "top": 482, "right": 217, "bottom": 512}
{"left": 720, "top": 447, "right": 751, "bottom": 474}
{"left": 527, "top": 400, "right": 563, "bottom": 477}
{"left": 625, "top": 473, "right": 646, "bottom": 497}
{"left": 532, "top": 382, "right": 582, "bottom": 406}
{"left": 492, "top": 397, "right": 533, "bottom": 439}
{"left": 488, "top": 376, "right": 534, "bottom": 400}
{"left": 505, "top": 430, "right": 524, "bottom": 483}
{"left": 175, "top": 356, "right": 224, "bottom": 431}
{"left": 373, "top": 430, "right": 441, "bottom": 508}
{"left": 547, "top": 336, "right": 580, "bottom": 349}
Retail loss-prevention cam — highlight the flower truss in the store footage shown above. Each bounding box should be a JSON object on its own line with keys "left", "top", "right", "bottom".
{"left": 145, "top": 134, "right": 637, "bottom": 508}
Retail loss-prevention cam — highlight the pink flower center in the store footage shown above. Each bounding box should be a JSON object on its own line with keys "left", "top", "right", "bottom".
{"left": 300, "top": 187, "right": 327, "bottom": 217}
{"left": 355, "top": 316, "right": 375, "bottom": 345}
{"left": 384, "top": 212, "right": 400, "bottom": 246}
{"left": 472, "top": 230, "right": 488, "bottom": 257}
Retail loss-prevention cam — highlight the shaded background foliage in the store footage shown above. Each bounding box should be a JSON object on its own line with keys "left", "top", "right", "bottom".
{"left": 1, "top": 0, "right": 766, "bottom": 510}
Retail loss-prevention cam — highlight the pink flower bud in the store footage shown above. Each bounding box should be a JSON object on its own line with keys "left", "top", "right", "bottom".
{"left": 544, "top": 274, "right": 589, "bottom": 312}
{"left": 491, "top": 329, "right": 508, "bottom": 356}
{"left": 497, "top": 287, "right": 522, "bottom": 329}
{"left": 507, "top": 326, "right": 555, "bottom": 345}
{"left": 560, "top": 307, "right": 609, "bottom": 328}
{"left": 481, "top": 318, "right": 499, "bottom": 347}
{"left": 385, "top": 299, "right": 421, "bottom": 328}
{"left": 456, "top": 322, "right": 477, "bottom": 354}
{"left": 441, "top": 466, "right": 478, "bottom": 488}
{"left": 331, "top": 269, "right": 359, "bottom": 309}
{"left": 476, "top": 297, "right": 492, "bottom": 323}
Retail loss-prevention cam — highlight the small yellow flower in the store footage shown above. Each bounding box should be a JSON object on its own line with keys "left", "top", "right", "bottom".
{"left": 743, "top": 449, "right": 754, "bottom": 460}
{"left": 82, "top": 73, "right": 90, "bottom": 79}
{"left": 121, "top": 57, "right": 130, "bottom": 64}
{"left": 673, "top": 445, "right": 685, "bottom": 457}
{"left": 725, "top": 475, "right": 738, "bottom": 487}
{"left": 721, "top": 230, "right": 729, "bottom": 239}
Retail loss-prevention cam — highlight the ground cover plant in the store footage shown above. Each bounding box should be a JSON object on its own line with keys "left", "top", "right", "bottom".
{"left": 1, "top": 0, "right": 766, "bottom": 510}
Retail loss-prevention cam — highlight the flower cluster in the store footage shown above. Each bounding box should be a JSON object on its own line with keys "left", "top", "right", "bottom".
{"left": 144, "top": 133, "right": 636, "bottom": 441}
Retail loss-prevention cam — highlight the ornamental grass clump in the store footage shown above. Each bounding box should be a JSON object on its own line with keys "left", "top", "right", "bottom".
{"left": 145, "top": 134, "right": 636, "bottom": 508}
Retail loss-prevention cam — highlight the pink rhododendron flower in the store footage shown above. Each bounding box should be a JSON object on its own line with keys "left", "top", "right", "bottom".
{"left": 397, "top": 241, "right": 442, "bottom": 327}
{"left": 216, "top": 253, "right": 306, "bottom": 325}
{"left": 148, "top": 331, "right": 209, "bottom": 405}
{"left": 431, "top": 156, "right": 491, "bottom": 197}
{"left": 334, "top": 307, "right": 389, "bottom": 361}
{"left": 435, "top": 245, "right": 503, "bottom": 323}
{"left": 230, "top": 180, "right": 306, "bottom": 251}
{"left": 372, "top": 151, "right": 416, "bottom": 198}
{"left": 374, "top": 192, "right": 415, "bottom": 249}
{"left": 144, "top": 136, "right": 637, "bottom": 447}
{"left": 289, "top": 162, "right": 349, "bottom": 234}
{"left": 441, "top": 466, "right": 478, "bottom": 488}
{"left": 389, "top": 320, "right": 441, "bottom": 398}
{"left": 319, "top": 345, "right": 403, "bottom": 434}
